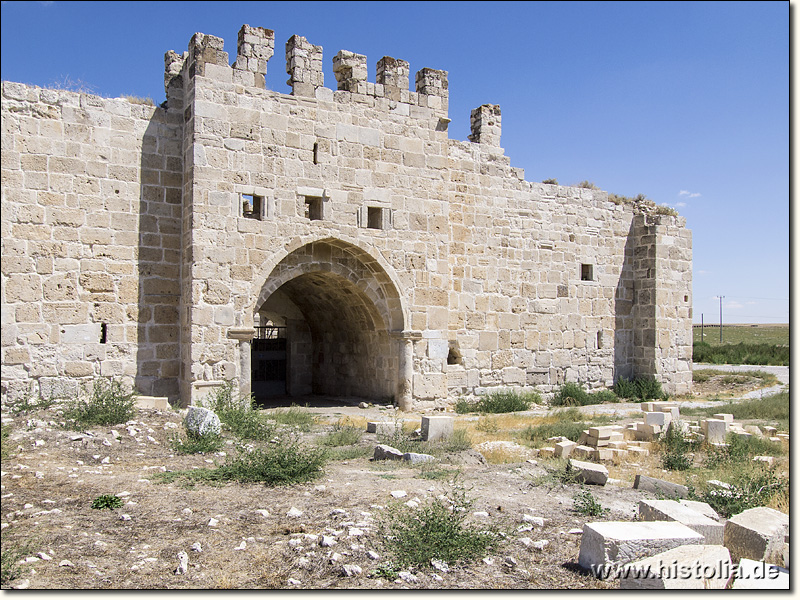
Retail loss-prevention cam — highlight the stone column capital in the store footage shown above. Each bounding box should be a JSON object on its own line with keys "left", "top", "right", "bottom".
{"left": 227, "top": 328, "right": 256, "bottom": 341}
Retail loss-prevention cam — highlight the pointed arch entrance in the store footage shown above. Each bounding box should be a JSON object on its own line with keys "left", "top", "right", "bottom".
{"left": 252, "top": 238, "right": 409, "bottom": 406}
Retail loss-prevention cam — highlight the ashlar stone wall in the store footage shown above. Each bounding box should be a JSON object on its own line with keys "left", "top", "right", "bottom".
{"left": 1, "top": 23, "right": 692, "bottom": 409}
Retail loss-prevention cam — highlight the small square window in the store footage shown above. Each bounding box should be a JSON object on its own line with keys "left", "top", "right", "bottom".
{"left": 367, "top": 206, "right": 383, "bottom": 230}
{"left": 581, "top": 263, "right": 594, "bottom": 281}
{"left": 305, "top": 196, "right": 323, "bottom": 221}
{"left": 242, "top": 194, "right": 263, "bottom": 220}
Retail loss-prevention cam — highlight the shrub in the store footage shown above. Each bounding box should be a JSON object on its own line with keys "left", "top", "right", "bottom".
{"left": 457, "top": 390, "right": 540, "bottom": 414}
{"left": 577, "top": 181, "right": 599, "bottom": 189}
{"left": 572, "top": 488, "right": 609, "bottom": 516}
{"left": 706, "top": 433, "right": 783, "bottom": 468}
{"left": 658, "top": 424, "right": 696, "bottom": 471}
{"left": 204, "top": 382, "right": 275, "bottom": 441}
{"left": 521, "top": 420, "right": 587, "bottom": 446}
{"left": 170, "top": 430, "right": 225, "bottom": 454}
{"left": 612, "top": 376, "right": 665, "bottom": 401}
{"left": 64, "top": 378, "right": 137, "bottom": 428}
{"left": 377, "top": 485, "right": 502, "bottom": 569}
{"left": 1, "top": 424, "right": 13, "bottom": 461}
{"left": 319, "top": 420, "right": 362, "bottom": 447}
{"left": 542, "top": 178, "right": 558, "bottom": 185}
{"left": 551, "top": 382, "right": 591, "bottom": 407}
{"left": 696, "top": 466, "right": 788, "bottom": 518}
{"left": 269, "top": 405, "right": 317, "bottom": 431}
{"left": 590, "top": 389, "right": 619, "bottom": 404}
{"left": 158, "top": 437, "right": 327, "bottom": 486}
{"left": 92, "top": 494, "right": 123, "bottom": 510}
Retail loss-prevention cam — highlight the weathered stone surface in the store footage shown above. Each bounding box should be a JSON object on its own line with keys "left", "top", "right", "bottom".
{"left": 569, "top": 459, "right": 608, "bottom": 486}
{"left": 366, "top": 421, "right": 398, "bottom": 436}
{"left": 619, "top": 545, "right": 732, "bottom": 589}
{"left": 638, "top": 499, "right": 723, "bottom": 544}
{"left": 554, "top": 440, "right": 578, "bottom": 458}
{"left": 420, "top": 416, "right": 453, "bottom": 442}
{"left": 373, "top": 444, "right": 404, "bottom": 461}
{"left": 730, "top": 558, "right": 789, "bottom": 589}
{"left": 578, "top": 521, "right": 705, "bottom": 573}
{"left": 724, "top": 507, "right": 789, "bottom": 564}
{"left": 183, "top": 407, "right": 221, "bottom": 437}
{"left": 0, "top": 23, "right": 693, "bottom": 408}
{"left": 402, "top": 452, "right": 435, "bottom": 464}
{"left": 678, "top": 500, "right": 720, "bottom": 522}
{"left": 633, "top": 475, "right": 688, "bottom": 499}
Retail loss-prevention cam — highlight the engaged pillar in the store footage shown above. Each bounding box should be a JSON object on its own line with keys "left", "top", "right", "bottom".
{"left": 227, "top": 328, "right": 256, "bottom": 404}
{"left": 392, "top": 331, "right": 421, "bottom": 411}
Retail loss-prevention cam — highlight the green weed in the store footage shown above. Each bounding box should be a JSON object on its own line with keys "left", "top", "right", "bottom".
{"left": 456, "top": 390, "right": 540, "bottom": 414}
{"left": 694, "top": 466, "right": 788, "bottom": 518}
{"left": 377, "top": 484, "right": 503, "bottom": 569}
{"left": 91, "top": 494, "right": 123, "bottom": 510}
{"left": 170, "top": 430, "right": 224, "bottom": 454}
{"left": 550, "top": 382, "right": 592, "bottom": 407}
{"left": 319, "top": 420, "right": 362, "bottom": 447}
{"left": 692, "top": 341, "right": 789, "bottom": 366}
{"left": 658, "top": 424, "right": 697, "bottom": 471}
{"left": 268, "top": 405, "right": 317, "bottom": 431}
{"left": 612, "top": 376, "right": 665, "bottom": 401}
{"left": 572, "top": 488, "right": 609, "bottom": 516}
{"left": 1, "top": 538, "right": 36, "bottom": 586}
{"left": 63, "top": 378, "right": 137, "bottom": 428}
{"left": 203, "top": 382, "right": 275, "bottom": 441}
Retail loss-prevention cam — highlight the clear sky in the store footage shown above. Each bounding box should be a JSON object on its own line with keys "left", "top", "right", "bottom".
{"left": 1, "top": 1, "right": 789, "bottom": 324}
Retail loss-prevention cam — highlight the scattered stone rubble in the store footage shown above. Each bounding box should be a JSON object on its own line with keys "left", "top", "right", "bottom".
{"left": 579, "top": 496, "right": 790, "bottom": 589}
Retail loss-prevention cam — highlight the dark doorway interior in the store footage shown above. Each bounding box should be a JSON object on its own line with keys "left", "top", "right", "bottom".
{"left": 252, "top": 325, "right": 287, "bottom": 406}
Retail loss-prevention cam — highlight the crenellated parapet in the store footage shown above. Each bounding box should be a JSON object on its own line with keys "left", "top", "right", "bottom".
{"left": 332, "top": 50, "right": 368, "bottom": 93}
{"left": 468, "top": 104, "right": 502, "bottom": 147}
{"left": 285, "top": 34, "right": 325, "bottom": 97}
{"left": 376, "top": 56, "right": 410, "bottom": 101}
{"left": 234, "top": 25, "right": 275, "bottom": 88}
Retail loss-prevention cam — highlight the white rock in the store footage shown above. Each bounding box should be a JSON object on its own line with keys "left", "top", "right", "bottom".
{"left": 532, "top": 540, "right": 550, "bottom": 551}
{"left": 207, "top": 518, "right": 219, "bottom": 527}
{"left": 119, "top": 514, "right": 132, "bottom": 521}
{"left": 523, "top": 515, "right": 545, "bottom": 526}
{"left": 190, "top": 542, "right": 202, "bottom": 553}
{"left": 174, "top": 551, "right": 189, "bottom": 575}
{"left": 287, "top": 507, "right": 303, "bottom": 518}
{"left": 254, "top": 509, "right": 270, "bottom": 517}
{"left": 182, "top": 508, "right": 192, "bottom": 515}
{"left": 234, "top": 541, "right": 246, "bottom": 550}
{"left": 391, "top": 490, "right": 407, "bottom": 498}
{"left": 287, "top": 578, "right": 302, "bottom": 586}
{"left": 320, "top": 535, "right": 337, "bottom": 547}
{"left": 473, "top": 511, "right": 490, "bottom": 518}
{"left": 431, "top": 559, "right": 449, "bottom": 572}
{"left": 341, "top": 564, "right": 362, "bottom": 577}
{"left": 59, "top": 560, "right": 75, "bottom": 568}
{"left": 367, "top": 550, "right": 380, "bottom": 560}
{"left": 398, "top": 571, "right": 419, "bottom": 584}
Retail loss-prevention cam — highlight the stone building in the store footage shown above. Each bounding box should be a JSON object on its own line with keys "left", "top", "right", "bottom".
{"left": 0, "top": 25, "right": 693, "bottom": 410}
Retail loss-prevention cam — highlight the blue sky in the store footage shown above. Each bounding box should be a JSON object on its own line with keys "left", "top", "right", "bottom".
{"left": 1, "top": 1, "right": 789, "bottom": 324}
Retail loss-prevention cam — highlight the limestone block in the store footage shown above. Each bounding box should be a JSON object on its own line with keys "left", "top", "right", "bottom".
{"left": 184, "top": 406, "right": 221, "bottom": 437}
{"left": 724, "top": 507, "right": 789, "bottom": 564}
{"left": 752, "top": 456, "right": 775, "bottom": 466}
{"left": 762, "top": 426, "right": 777, "bottom": 437}
{"left": 712, "top": 413, "right": 734, "bottom": 423}
{"left": 571, "top": 445, "right": 596, "bottom": 460}
{"left": 60, "top": 324, "right": 103, "bottom": 344}
{"left": 578, "top": 521, "right": 705, "bottom": 572}
{"left": 638, "top": 499, "right": 724, "bottom": 544}
{"left": 420, "top": 416, "right": 453, "bottom": 442}
{"left": 633, "top": 475, "right": 688, "bottom": 499}
{"left": 704, "top": 419, "right": 728, "bottom": 444}
{"left": 593, "top": 448, "right": 617, "bottom": 462}
{"left": 568, "top": 459, "right": 608, "bottom": 486}
{"left": 403, "top": 452, "right": 435, "bottom": 464}
{"left": 744, "top": 425, "right": 763, "bottom": 437}
{"left": 588, "top": 426, "right": 616, "bottom": 439}
{"left": 678, "top": 500, "right": 720, "bottom": 522}
{"left": 538, "top": 447, "right": 555, "bottom": 458}
{"left": 373, "top": 444, "right": 404, "bottom": 461}
{"left": 644, "top": 411, "right": 672, "bottom": 429}
{"left": 619, "top": 545, "right": 732, "bottom": 589}
{"left": 366, "top": 421, "right": 398, "bottom": 436}
{"left": 554, "top": 440, "right": 577, "bottom": 459}
{"left": 136, "top": 396, "right": 169, "bottom": 410}
{"left": 730, "top": 558, "right": 789, "bottom": 589}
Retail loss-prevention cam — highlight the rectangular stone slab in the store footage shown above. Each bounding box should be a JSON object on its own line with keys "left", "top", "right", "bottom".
{"left": 638, "top": 499, "right": 724, "bottom": 544}
{"left": 619, "top": 544, "right": 732, "bottom": 589}
{"left": 633, "top": 474, "right": 688, "bottom": 499}
{"left": 578, "top": 521, "right": 705, "bottom": 572}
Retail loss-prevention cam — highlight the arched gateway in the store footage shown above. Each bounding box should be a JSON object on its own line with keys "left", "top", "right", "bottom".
{"left": 247, "top": 238, "right": 413, "bottom": 408}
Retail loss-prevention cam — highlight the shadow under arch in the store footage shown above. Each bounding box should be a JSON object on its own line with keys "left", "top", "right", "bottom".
{"left": 251, "top": 238, "right": 408, "bottom": 406}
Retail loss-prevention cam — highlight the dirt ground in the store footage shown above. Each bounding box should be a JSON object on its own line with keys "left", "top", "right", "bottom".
{"left": 0, "top": 374, "right": 783, "bottom": 590}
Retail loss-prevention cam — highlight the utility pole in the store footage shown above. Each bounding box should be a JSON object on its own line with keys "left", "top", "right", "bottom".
{"left": 716, "top": 296, "right": 724, "bottom": 343}
{"left": 701, "top": 313, "right": 704, "bottom": 342}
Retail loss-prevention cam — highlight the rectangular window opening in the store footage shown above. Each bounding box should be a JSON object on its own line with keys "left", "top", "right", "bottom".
{"left": 367, "top": 206, "right": 383, "bottom": 230}
{"left": 581, "top": 263, "right": 594, "bottom": 281}
{"left": 597, "top": 331, "right": 603, "bottom": 349}
{"left": 313, "top": 142, "right": 319, "bottom": 165}
{"left": 242, "top": 194, "right": 263, "bottom": 220}
{"left": 305, "top": 196, "right": 323, "bottom": 221}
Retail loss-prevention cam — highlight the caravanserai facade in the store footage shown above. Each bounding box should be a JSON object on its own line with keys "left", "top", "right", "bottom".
{"left": 1, "top": 25, "right": 692, "bottom": 409}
